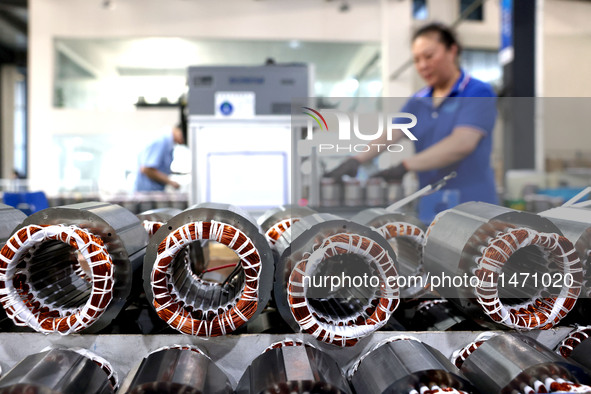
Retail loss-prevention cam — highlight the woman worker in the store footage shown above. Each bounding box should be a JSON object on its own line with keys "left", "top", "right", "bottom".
{"left": 327, "top": 22, "right": 499, "bottom": 217}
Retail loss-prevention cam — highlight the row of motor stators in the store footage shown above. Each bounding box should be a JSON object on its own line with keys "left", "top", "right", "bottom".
{"left": 2, "top": 329, "right": 591, "bottom": 393}
{"left": 1, "top": 200, "right": 591, "bottom": 345}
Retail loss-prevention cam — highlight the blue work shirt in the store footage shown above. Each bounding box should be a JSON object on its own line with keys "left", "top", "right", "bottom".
{"left": 134, "top": 134, "right": 175, "bottom": 191}
{"left": 401, "top": 70, "right": 499, "bottom": 205}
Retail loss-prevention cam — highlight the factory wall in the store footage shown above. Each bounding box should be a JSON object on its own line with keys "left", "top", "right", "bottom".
{"left": 542, "top": 0, "right": 591, "bottom": 166}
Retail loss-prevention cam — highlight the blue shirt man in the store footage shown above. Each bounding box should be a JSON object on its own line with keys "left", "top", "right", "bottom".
{"left": 134, "top": 126, "right": 185, "bottom": 191}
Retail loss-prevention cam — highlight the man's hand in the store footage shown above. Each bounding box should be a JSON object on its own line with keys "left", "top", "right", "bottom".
{"left": 325, "top": 157, "right": 361, "bottom": 179}
{"left": 372, "top": 162, "right": 408, "bottom": 183}
{"left": 168, "top": 180, "right": 181, "bottom": 189}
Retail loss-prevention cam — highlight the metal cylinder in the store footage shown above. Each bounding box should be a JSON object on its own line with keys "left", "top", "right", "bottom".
{"left": 343, "top": 178, "right": 363, "bottom": 207}
{"left": 118, "top": 345, "right": 232, "bottom": 394}
{"left": 0, "top": 348, "right": 116, "bottom": 394}
{"left": 365, "top": 178, "right": 385, "bottom": 207}
{"left": 143, "top": 202, "right": 274, "bottom": 336}
{"left": 137, "top": 207, "right": 183, "bottom": 238}
{"left": 385, "top": 182, "right": 403, "bottom": 204}
{"left": 257, "top": 204, "right": 316, "bottom": 251}
{"left": 539, "top": 205, "right": 591, "bottom": 297}
{"left": 349, "top": 336, "right": 473, "bottom": 394}
{"left": 274, "top": 213, "right": 400, "bottom": 347}
{"left": 458, "top": 333, "right": 591, "bottom": 394}
{"left": 423, "top": 201, "right": 582, "bottom": 330}
{"left": 352, "top": 208, "right": 426, "bottom": 299}
{"left": 0, "top": 204, "right": 27, "bottom": 329}
{"left": 236, "top": 340, "right": 351, "bottom": 394}
{"left": 0, "top": 202, "right": 148, "bottom": 334}
{"left": 0, "top": 204, "right": 26, "bottom": 247}
{"left": 320, "top": 177, "right": 342, "bottom": 207}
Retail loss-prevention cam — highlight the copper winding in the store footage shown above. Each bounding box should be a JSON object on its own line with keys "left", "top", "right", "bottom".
{"left": 522, "top": 377, "right": 591, "bottom": 393}
{"left": 265, "top": 218, "right": 300, "bottom": 246}
{"left": 451, "top": 333, "right": 498, "bottom": 369}
{"left": 377, "top": 221, "right": 424, "bottom": 242}
{"left": 150, "top": 220, "right": 262, "bottom": 336}
{"left": 0, "top": 224, "right": 114, "bottom": 334}
{"left": 142, "top": 220, "right": 163, "bottom": 238}
{"left": 511, "top": 363, "right": 591, "bottom": 393}
{"left": 263, "top": 338, "right": 306, "bottom": 353}
{"left": 376, "top": 221, "right": 426, "bottom": 295}
{"left": 473, "top": 227, "right": 582, "bottom": 330}
{"left": 287, "top": 232, "right": 399, "bottom": 347}
{"left": 424, "top": 210, "right": 446, "bottom": 240}
{"left": 556, "top": 326, "right": 591, "bottom": 358}
{"left": 453, "top": 340, "right": 485, "bottom": 369}
{"left": 410, "top": 386, "right": 468, "bottom": 394}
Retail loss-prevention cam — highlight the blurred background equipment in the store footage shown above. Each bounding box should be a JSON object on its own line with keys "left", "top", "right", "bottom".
{"left": 188, "top": 64, "right": 311, "bottom": 211}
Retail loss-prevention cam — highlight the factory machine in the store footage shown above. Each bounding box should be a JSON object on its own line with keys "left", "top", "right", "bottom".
{"left": 187, "top": 64, "right": 313, "bottom": 213}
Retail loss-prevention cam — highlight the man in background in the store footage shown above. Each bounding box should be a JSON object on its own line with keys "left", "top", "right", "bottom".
{"left": 134, "top": 123, "right": 186, "bottom": 191}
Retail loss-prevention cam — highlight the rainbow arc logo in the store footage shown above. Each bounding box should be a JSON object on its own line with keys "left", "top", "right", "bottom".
{"left": 302, "top": 107, "right": 328, "bottom": 132}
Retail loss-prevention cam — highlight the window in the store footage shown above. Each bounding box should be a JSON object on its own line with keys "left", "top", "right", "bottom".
{"left": 460, "top": 0, "right": 483, "bottom": 21}
{"left": 461, "top": 49, "right": 502, "bottom": 87}
{"left": 413, "top": 0, "right": 428, "bottom": 20}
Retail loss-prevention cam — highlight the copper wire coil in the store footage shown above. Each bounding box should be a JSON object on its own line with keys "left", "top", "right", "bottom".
{"left": 0, "top": 224, "right": 114, "bottom": 334}
{"left": 145, "top": 203, "right": 274, "bottom": 337}
{"left": 451, "top": 333, "right": 495, "bottom": 369}
{"left": 473, "top": 228, "right": 581, "bottom": 330}
{"left": 540, "top": 206, "right": 591, "bottom": 299}
{"left": 142, "top": 220, "right": 163, "bottom": 237}
{"left": 410, "top": 386, "right": 468, "bottom": 394}
{"left": 456, "top": 333, "right": 591, "bottom": 394}
{"left": 265, "top": 218, "right": 298, "bottom": 246}
{"left": 263, "top": 338, "right": 306, "bottom": 353}
{"left": 138, "top": 208, "right": 183, "bottom": 239}
{"left": 151, "top": 221, "right": 260, "bottom": 335}
{"left": 148, "top": 344, "right": 207, "bottom": 357}
{"left": 556, "top": 325, "right": 591, "bottom": 359}
{"left": 286, "top": 231, "right": 399, "bottom": 347}
{"left": 258, "top": 205, "right": 316, "bottom": 250}
{"left": 424, "top": 202, "right": 583, "bottom": 330}
{"left": 352, "top": 209, "right": 427, "bottom": 298}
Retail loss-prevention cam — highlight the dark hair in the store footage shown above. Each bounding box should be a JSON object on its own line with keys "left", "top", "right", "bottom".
{"left": 412, "top": 22, "right": 462, "bottom": 55}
